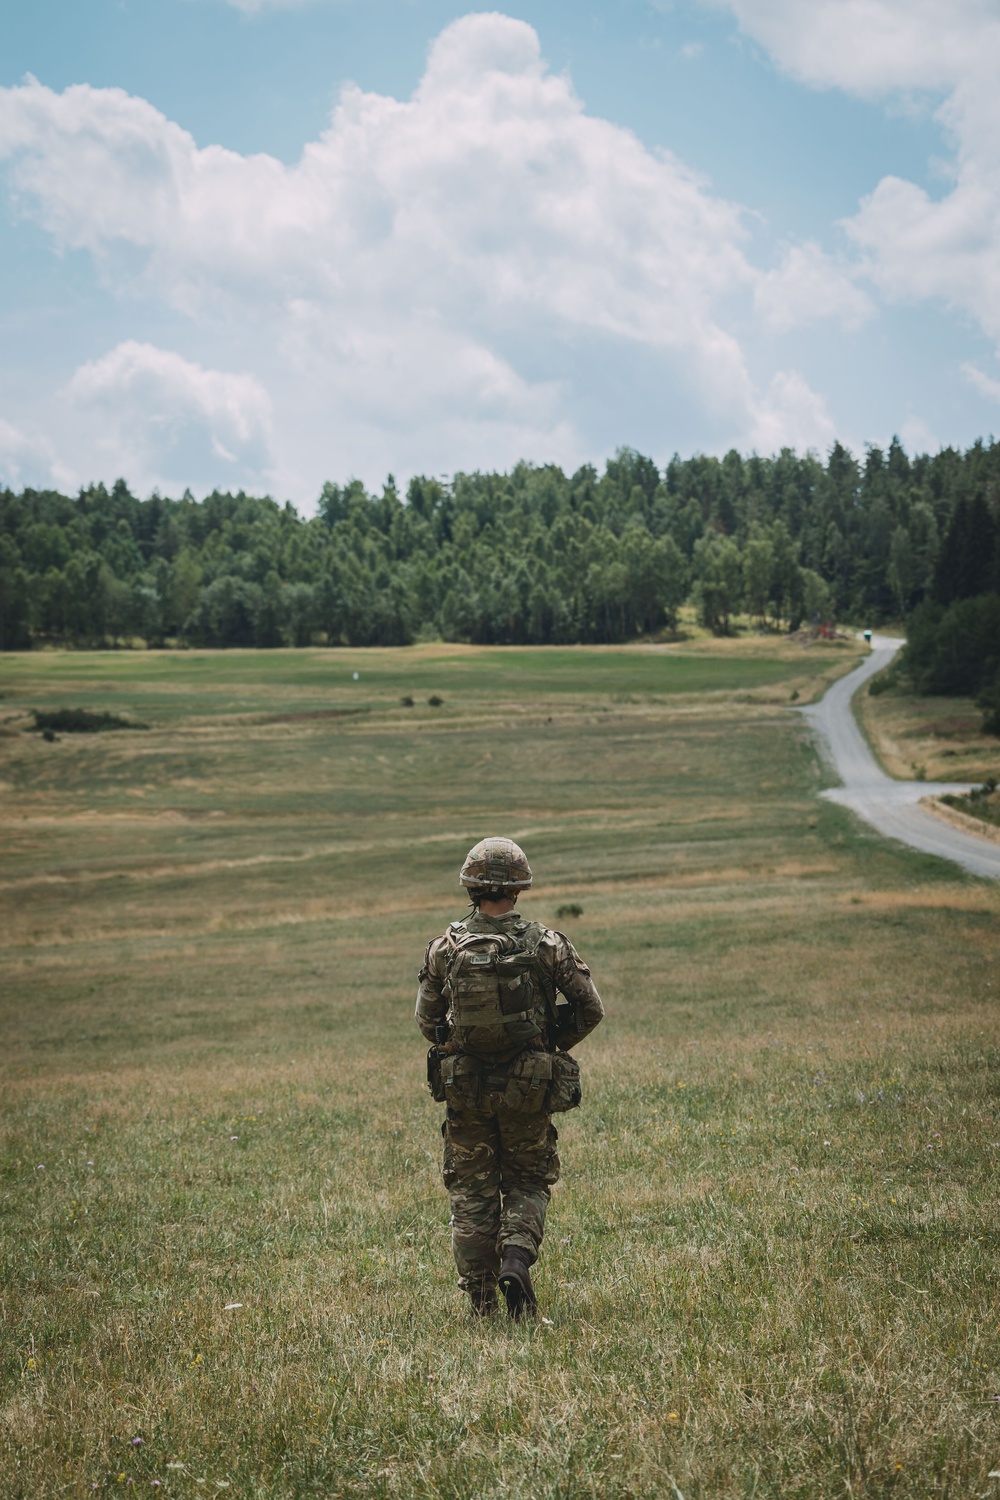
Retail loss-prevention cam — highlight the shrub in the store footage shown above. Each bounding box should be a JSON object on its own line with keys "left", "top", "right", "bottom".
{"left": 941, "top": 784, "right": 1000, "bottom": 826}
{"left": 868, "top": 657, "right": 903, "bottom": 696}
{"left": 978, "top": 672, "right": 1000, "bottom": 738}
{"left": 31, "top": 708, "right": 147, "bottom": 734}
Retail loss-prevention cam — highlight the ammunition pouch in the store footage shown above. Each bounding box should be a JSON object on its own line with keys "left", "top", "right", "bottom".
{"left": 503, "top": 1049, "right": 553, "bottom": 1114}
{"left": 548, "top": 1050, "right": 582, "bottom": 1113}
{"left": 441, "top": 1051, "right": 483, "bottom": 1109}
{"left": 435, "top": 1045, "right": 581, "bottom": 1116}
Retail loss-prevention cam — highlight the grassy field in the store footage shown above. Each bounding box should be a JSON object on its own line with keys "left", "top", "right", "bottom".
{"left": 857, "top": 677, "right": 1000, "bottom": 786}
{"left": 2, "top": 638, "right": 1000, "bottom": 1499}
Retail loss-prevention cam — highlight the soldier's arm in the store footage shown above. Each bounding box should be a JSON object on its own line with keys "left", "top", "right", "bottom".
{"left": 415, "top": 936, "right": 449, "bottom": 1044}
{"left": 543, "top": 931, "right": 605, "bottom": 1049}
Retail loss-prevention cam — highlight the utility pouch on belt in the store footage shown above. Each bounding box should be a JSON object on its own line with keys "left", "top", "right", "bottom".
{"left": 441, "top": 1052, "right": 482, "bottom": 1108}
{"left": 503, "top": 1049, "right": 553, "bottom": 1113}
{"left": 548, "top": 1050, "right": 582, "bottom": 1113}
{"left": 426, "top": 1047, "right": 447, "bottom": 1103}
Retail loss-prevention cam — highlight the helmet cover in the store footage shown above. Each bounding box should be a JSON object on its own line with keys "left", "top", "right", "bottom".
{"left": 460, "top": 837, "right": 533, "bottom": 892}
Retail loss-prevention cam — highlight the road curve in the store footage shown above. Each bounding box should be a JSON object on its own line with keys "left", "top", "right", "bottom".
{"left": 798, "top": 634, "right": 1000, "bottom": 879}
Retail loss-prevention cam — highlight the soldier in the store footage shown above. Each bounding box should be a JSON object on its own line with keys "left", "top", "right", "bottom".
{"left": 416, "top": 837, "right": 604, "bottom": 1319}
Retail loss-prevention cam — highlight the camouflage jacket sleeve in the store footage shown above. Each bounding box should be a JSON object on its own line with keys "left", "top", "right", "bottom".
{"left": 539, "top": 929, "right": 605, "bottom": 1050}
{"left": 415, "top": 934, "right": 450, "bottom": 1044}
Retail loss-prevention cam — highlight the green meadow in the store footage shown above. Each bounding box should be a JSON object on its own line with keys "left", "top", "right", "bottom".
{"left": 2, "top": 639, "right": 999, "bottom": 1499}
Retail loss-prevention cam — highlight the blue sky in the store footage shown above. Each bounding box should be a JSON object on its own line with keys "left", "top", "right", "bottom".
{"left": 1, "top": 0, "right": 999, "bottom": 505}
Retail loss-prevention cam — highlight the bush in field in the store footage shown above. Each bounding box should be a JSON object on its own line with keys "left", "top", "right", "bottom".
{"left": 868, "top": 656, "right": 904, "bottom": 696}
{"left": 31, "top": 708, "right": 147, "bottom": 733}
{"left": 942, "top": 778, "right": 1000, "bottom": 823}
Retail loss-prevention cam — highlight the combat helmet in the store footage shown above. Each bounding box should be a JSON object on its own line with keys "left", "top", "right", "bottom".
{"left": 460, "top": 837, "right": 533, "bottom": 895}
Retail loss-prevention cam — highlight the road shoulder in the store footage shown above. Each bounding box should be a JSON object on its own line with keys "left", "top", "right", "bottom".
{"left": 922, "top": 795, "right": 1000, "bottom": 846}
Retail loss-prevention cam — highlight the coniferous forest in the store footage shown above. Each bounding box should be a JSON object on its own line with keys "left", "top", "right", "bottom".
{"left": 1, "top": 439, "right": 999, "bottom": 722}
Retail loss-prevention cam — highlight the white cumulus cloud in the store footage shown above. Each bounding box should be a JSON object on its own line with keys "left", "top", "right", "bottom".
{"left": 65, "top": 342, "right": 274, "bottom": 486}
{"left": 0, "top": 417, "right": 62, "bottom": 490}
{"left": 749, "top": 369, "right": 837, "bottom": 455}
{"left": 708, "top": 0, "right": 997, "bottom": 96}
{"left": 0, "top": 13, "right": 841, "bottom": 494}
{"left": 962, "top": 361, "right": 1000, "bottom": 407}
{"left": 898, "top": 414, "right": 941, "bottom": 454}
{"left": 712, "top": 0, "right": 1000, "bottom": 350}
{"left": 225, "top": 0, "right": 312, "bottom": 12}
{"left": 755, "top": 242, "right": 873, "bottom": 332}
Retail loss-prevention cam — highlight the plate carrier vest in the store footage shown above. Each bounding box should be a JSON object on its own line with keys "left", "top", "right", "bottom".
{"left": 443, "top": 918, "right": 554, "bottom": 1062}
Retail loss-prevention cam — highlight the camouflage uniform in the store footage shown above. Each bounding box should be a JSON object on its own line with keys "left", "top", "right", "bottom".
{"left": 416, "top": 909, "right": 604, "bottom": 1302}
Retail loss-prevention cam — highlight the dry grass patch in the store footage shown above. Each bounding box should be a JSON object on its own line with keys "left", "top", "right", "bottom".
{"left": 858, "top": 683, "right": 1000, "bottom": 782}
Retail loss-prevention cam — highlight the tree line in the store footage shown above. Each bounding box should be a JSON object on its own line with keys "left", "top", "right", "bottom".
{"left": 1, "top": 440, "right": 998, "bottom": 678}
{"left": 894, "top": 483, "right": 1000, "bottom": 733}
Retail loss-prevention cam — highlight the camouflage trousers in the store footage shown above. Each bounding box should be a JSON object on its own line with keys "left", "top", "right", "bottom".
{"left": 442, "top": 1099, "right": 560, "bottom": 1298}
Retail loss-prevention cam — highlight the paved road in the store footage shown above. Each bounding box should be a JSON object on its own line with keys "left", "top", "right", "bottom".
{"left": 799, "top": 634, "right": 1000, "bottom": 879}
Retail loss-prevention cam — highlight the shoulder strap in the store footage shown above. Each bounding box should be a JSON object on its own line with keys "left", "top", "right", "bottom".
{"left": 521, "top": 922, "right": 558, "bottom": 1027}
{"left": 517, "top": 920, "right": 544, "bottom": 952}
{"left": 445, "top": 920, "right": 468, "bottom": 951}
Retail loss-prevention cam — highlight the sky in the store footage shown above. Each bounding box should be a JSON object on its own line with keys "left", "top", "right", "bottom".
{"left": 1, "top": 0, "right": 999, "bottom": 508}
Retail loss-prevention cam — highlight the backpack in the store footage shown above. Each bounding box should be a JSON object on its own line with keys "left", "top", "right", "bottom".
{"left": 443, "top": 918, "right": 554, "bottom": 1061}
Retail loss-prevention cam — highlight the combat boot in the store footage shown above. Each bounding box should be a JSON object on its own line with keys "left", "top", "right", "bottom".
{"left": 467, "top": 1280, "right": 497, "bottom": 1318}
{"left": 498, "top": 1247, "right": 538, "bottom": 1320}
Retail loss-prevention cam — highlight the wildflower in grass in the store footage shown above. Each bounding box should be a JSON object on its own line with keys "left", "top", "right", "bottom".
{"left": 131, "top": 1438, "right": 142, "bottom": 1446}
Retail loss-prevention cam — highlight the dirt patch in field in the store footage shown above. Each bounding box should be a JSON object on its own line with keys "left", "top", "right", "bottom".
{"left": 914, "top": 715, "right": 983, "bottom": 739}
{"left": 837, "top": 887, "right": 1000, "bottom": 913}
{"left": 257, "top": 707, "right": 371, "bottom": 725}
